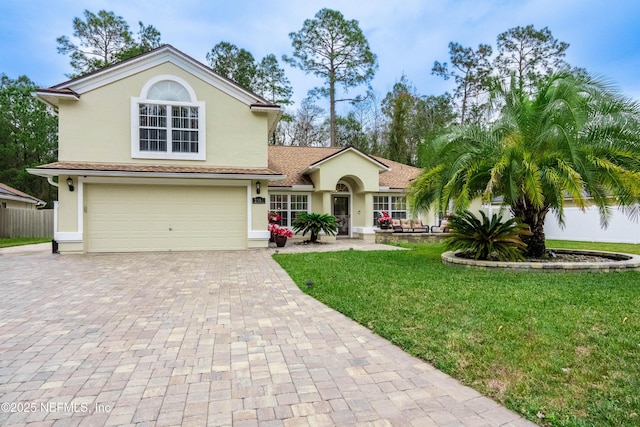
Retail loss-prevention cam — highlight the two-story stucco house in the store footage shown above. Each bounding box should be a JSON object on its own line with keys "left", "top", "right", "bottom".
{"left": 29, "top": 45, "right": 426, "bottom": 254}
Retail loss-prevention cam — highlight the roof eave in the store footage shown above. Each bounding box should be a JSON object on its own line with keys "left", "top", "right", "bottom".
{"left": 27, "top": 168, "right": 286, "bottom": 181}
{"left": 33, "top": 90, "right": 80, "bottom": 108}
{"left": 0, "top": 193, "right": 41, "bottom": 205}
{"left": 250, "top": 104, "right": 283, "bottom": 135}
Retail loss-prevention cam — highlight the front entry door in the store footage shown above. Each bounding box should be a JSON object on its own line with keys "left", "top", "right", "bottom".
{"left": 333, "top": 196, "right": 349, "bottom": 236}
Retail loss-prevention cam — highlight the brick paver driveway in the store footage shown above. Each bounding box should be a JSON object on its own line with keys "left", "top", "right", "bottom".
{"left": 0, "top": 244, "right": 534, "bottom": 426}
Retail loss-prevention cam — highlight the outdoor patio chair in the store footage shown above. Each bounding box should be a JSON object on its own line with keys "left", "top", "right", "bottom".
{"left": 430, "top": 219, "right": 450, "bottom": 233}
{"left": 391, "top": 219, "right": 403, "bottom": 232}
{"left": 410, "top": 219, "right": 428, "bottom": 232}
{"left": 400, "top": 219, "right": 413, "bottom": 232}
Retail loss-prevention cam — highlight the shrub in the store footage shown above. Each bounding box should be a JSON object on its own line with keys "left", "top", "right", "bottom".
{"left": 292, "top": 213, "right": 338, "bottom": 243}
{"left": 444, "top": 211, "right": 532, "bottom": 261}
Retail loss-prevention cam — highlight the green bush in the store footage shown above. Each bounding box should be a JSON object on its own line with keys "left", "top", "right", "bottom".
{"left": 292, "top": 213, "right": 338, "bottom": 243}
{"left": 444, "top": 210, "right": 531, "bottom": 261}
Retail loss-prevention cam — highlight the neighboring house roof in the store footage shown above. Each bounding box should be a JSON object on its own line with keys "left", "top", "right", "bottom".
{"left": 267, "top": 146, "right": 423, "bottom": 190}
{"left": 29, "top": 162, "right": 285, "bottom": 180}
{"left": 0, "top": 182, "right": 46, "bottom": 207}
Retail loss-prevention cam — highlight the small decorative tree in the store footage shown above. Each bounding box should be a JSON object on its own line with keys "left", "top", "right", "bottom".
{"left": 292, "top": 213, "right": 338, "bottom": 243}
{"left": 444, "top": 211, "right": 532, "bottom": 261}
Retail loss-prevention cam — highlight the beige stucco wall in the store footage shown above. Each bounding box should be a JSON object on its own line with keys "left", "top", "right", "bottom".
{"left": 58, "top": 62, "right": 268, "bottom": 168}
{"left": 308, "top": 150, "right": 381, "bottom": 192}
{"left": 57, "top": 175, "right": 79, "bottom": 234}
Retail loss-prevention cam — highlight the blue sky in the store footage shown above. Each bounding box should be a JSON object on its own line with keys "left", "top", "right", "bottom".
{"left": 1, "top": 0, "right": 639, "bottom": 108}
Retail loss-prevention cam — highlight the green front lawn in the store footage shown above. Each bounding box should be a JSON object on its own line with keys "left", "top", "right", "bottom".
{"left": 273, "top": 241, "right": 640, "bottom": 426}
{"left": 0, "top": 237, "right": 50, "bottom": 248}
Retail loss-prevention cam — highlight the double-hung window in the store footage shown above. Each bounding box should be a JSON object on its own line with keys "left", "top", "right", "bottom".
{"left": 132, "top": 76, "right": 206, "bottom": 160}
{"left": 373, "top": 195, "right": 407, "bottom": 225}
{"left": 269, "top": 194, "right": 309, "bottom": 227}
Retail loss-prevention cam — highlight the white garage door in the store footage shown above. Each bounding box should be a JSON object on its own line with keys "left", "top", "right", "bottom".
{"left": 86, "top": 184, "right": 246, "bottom": 252}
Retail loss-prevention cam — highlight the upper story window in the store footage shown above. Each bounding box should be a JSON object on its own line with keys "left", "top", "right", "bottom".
{"left": 131, "top": 75, "right": 206, "bottom": 160}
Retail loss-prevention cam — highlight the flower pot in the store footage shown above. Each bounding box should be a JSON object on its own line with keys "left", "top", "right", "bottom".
{"left": 380, "top": 224, "right": 390, "bottom": 230}
{"left": 275, "top": 235, "right": 287, "bottom": 247}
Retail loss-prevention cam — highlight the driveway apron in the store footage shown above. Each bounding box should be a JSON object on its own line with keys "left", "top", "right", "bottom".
{"left": 0, "top": 244, "right": 534, "bottom": 426}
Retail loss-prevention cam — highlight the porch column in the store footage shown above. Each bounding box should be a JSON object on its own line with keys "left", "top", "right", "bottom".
{"left": 363, "top": 192, "right": 374, "bottom": 227}
{"left": 322, "top": 192, "right": 332, "bottom": 215}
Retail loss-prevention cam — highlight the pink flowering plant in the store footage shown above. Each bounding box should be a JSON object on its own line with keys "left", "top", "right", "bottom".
{"left": 268, "top": 211, "right": 282, "bottom": 223}
{"left": 377, "top": 211, "right": 393, "bottom": 226}
{"left": 268, "top": 223, "right": 293, "bottom": 238}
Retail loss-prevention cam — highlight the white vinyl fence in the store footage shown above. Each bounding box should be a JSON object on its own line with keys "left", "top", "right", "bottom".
{"left": 0, "top": 207, "right": 54, "bottom": 238}
{"left": 544, "top": 206, "right": 640, "bottom": 244}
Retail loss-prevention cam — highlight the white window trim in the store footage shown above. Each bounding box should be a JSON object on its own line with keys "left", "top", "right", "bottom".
{"left": 373, "top": 194, "right": 408, "bottom": 226}
{"left": 269, "top": 192, "right": 311, "bottom": 228}
{"left": 131, "top": 75, "right": 206, "bottom": 160}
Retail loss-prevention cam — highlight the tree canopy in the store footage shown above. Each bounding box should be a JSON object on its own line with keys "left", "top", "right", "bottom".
{"left": 410, "top": 72, "right": 640, "bottom": 257}
{"left": 0, "top": 75, "right": 58, "bottom": 207}
{"left": 494, "top": 25, "right": 569, "bottom": 92}
{"left": 206, "top": 41, "right": 258, "bottom": 91}
{"left": 432, "top": 42, "right": 492, "bottom": 124}
{"left": 57, "top": 9, "right": 162, "bottom": 77}
{"left": 284, "top": 8, "right": 377, "bottom": 147}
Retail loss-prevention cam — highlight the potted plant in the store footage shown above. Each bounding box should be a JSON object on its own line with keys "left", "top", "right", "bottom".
{"left": 269, "top": 223, "right": 293, "bottom": 247}
{"left": 268, "top": 211, "right": 282, "bottom": 241}
{"left": 377, "top": 211, "right": 393, "bottom": 229}
{"left": 268, "top": 211, "right": 282, "bottom": 224}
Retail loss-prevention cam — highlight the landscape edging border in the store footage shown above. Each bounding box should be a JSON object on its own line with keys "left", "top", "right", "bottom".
{"left": 441, "top": 249, "right": 640, "bottom": 272}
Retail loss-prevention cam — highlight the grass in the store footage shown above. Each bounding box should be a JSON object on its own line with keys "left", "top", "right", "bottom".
{"left": 273, "top": 241, "right": 640, "bottom": 426}
{"left": 0, "top": 237, "right": 50, "bottom": 248}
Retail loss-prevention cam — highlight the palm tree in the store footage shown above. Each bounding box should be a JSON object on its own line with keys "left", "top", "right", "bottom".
{"left": 409, "top": 72, "right": 640, "bottom": 257}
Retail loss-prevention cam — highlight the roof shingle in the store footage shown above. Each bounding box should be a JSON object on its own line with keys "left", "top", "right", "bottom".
{"left": 267, "top": 146, "right": 422, "bottom": 189}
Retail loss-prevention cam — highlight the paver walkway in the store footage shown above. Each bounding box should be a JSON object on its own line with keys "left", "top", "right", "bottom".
{"left": 0, "top": 242, "right": 534, "bottom": 426}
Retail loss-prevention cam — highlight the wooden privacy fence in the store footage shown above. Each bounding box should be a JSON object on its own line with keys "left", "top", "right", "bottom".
{"left": 0, "top": 208, "right": 53, "bottom": 238}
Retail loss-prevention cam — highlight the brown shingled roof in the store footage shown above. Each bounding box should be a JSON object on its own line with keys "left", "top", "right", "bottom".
{"left": 267, "top": 146, "right": 422, "bottom": 189}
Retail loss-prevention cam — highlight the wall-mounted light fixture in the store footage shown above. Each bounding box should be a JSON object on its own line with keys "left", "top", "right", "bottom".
{"left": 256, "top": 181, "right": 261, "bottom": 195}
{"left": 66, "top": 177, "right": 75, "bottom": 192}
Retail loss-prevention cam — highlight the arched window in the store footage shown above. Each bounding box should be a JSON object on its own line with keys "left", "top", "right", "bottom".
{"left": 131, "top": 75, "right": 206, "bottom": 160}
{"left": 335, "top": 182, "right": 350, "bottom": 193}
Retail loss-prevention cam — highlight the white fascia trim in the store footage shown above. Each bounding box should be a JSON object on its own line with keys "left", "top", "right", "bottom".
{"left": 27, "top": 168, "right": 285, "bottom": 181}
{"left": 249, "top": 105, "right": 281, "bottom": 113}
{"left": 34, "top": 92, "right": 80, "bottom": 109}
{"left": 376, "top": 188, "right": 406, "bottom": 193}
{"left": 248, "top": 230, "right": 270, "bottom": 240}
{"left": 268, "top": 185, "right": 314, "bottom": 191}
{"left": 0, "top": 194, "right": 39, "bottom": 204}
{"left": 81, "top": 176, "right": 251, "bottom": 186}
